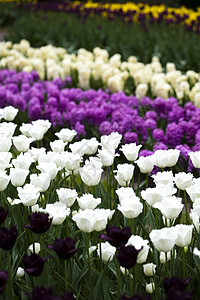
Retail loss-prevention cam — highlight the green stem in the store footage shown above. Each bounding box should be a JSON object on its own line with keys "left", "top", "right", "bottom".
{"left": 146, "top": 174, "right": 148, "bottom": 188}
{"left": 65, "top": 260, "right": 68, "bottom": 290}
{"left": 184, "top": 190, "right": 188, "bottom": 225}
{"left": 182, "top": 248, "right": 186, "bottom": 278}
{"left": 129, "top": 270, "right": 133, "bottom": 296}
{"left": 136, "top": 172, "right": 140, "bottom": 196}
{"left": 117, "top": 261, "right": 121, "bottom": 299}
{"left": 106, "top": 167, "right": 109, "bottom": 208}
{"left": 66, "top": 216, "right": 69, "bottom": 236}
{"left": 165, "top": 252, "right": 168, "bottom": 277}
{"left": 86, "top": 233, "right": 93, "bottom": 298}
{"left": 134, "top": 265, "right": 137, "bottom": 293}
{"left": 7, "top": 251, "right": 13, "bottom": 299}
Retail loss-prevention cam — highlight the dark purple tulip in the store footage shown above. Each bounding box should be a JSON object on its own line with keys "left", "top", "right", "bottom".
{"left": 117, "top": 245, "right": 141, "bottom": 269}
{"left": 24, "top": 212, "right": 52, "bottom": 234}
{"left": 99, "top": 225, "right": 132, "bottom": 248}
{"left": 62, "top": 291, "right": 76, "bottom": 300}
{"left": 23, "top": 253, "right": 48, "bottom": 277}
{"left": 0, "top": 271, "right": 8, "bottom": 294}
{"left": 163, "top": 276, "right": 193, "bottom": 300}
{"left": 0, "top": 226, "right": 18, "bottom": 250}
{"left": 166, "top": 289, "right": 193, "bottom": 300}
{"left": 48, "top": 237, "right": 79, "bottom": 260}
{"left": 28, "top": 286, "right": 62, "bottom": 300}
{"left": 163, "top": 276, "right": 190, "bottom": 292}
{"left": 0, "top": 207, "right": 8, "bottom": 225}
{"left": 121, "top": 295, "right": 151, "bottom": 300}
{"left": 28, "top": 287, "right": 63, "bottom": 300}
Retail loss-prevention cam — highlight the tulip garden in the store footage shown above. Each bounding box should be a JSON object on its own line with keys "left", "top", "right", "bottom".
{"left": 0, "top": 1, "right": 200, "bottom": 300}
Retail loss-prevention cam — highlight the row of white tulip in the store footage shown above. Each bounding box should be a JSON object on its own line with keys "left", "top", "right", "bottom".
{"left": 1, "top": 40, "right": 200, "bottom": 105}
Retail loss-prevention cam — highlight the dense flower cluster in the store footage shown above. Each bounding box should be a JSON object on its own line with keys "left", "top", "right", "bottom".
{"left": 1, "top": 41, "right": 200, "bottom": 104}
{"left": 1, "top": 69, "right": 200, "bottom": 161}
{"left": 19, "top": 1, "right": 200, "bottom": 33}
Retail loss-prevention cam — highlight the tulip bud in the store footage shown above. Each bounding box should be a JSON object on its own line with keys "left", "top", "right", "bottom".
{"left": 143, "top": 263, "right": 156, "bottom": 276}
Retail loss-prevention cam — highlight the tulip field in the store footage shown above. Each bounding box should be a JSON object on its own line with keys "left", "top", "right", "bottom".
{"left": 0, "top": 1, "right": 200, "bottom": 300}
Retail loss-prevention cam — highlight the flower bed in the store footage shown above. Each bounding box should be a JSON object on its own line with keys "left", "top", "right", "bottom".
{"left": 1, "top": 69, "right": 200, "bottom": 174}
{"left": 1, "top": 41, "right": 200, "bottom": 104}
{"left": 18, "top": 1, "right": 200, "bottom": 33}
{"left": 0, "top": 107, "right": 199, "bottom": 299}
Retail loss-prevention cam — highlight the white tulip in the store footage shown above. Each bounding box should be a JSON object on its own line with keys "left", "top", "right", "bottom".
{"left": 135, "top": 155, "right": 155, "bottom": 173}
{"left": 31, "top": 119, "right": 51, "bottom": 134}
{"left": 0, "top": 152, "right": 12, "bottom": 171}
{"left": 0, "top": 137, "right": 12, "bottom": 152}
{"left": 69, "top": 139, "right": 88, "bottom": 156}
{"left": 2, "top": 106, "right": 18, "bottom": 121}
{"left": 16, "top": 267, "right": 25, "bottom": 278}
{"left": 150, "top": 227, "right": 177, "bottom": 252}
{"left": 10, "top": 168, "right": 29, "bottom": 187}
{"left": 84, "top": 137, "right": 99, "bottom": 155}
{"left": 117, "top": 197, "right": 143, "bottom": 219}
{"left": 28, "top": 147, "right": 46, "bottom": 161}
{"left": 126, "top": 235, "right": 150, "bottom": 264}
{"left": 12, "top": 152, "right": 34, "bottom": 170}
{"left": 141, "top": 185, "right": 176, "bottom": 207}
{"left": 120, "top": 143, "right": 142, "bottom": 161}
{"left": 37, "top": 162, "right": 60, "bottom": 180}
{"left": 79, "top": 164, "right": 103, "bottom": 186}
{"left": 73, "top": 209, "right": 114, "bottom": 233}
{"left": 0, "top": 170, "right": 10, "bottom": 191}
{"left": 55, "top": 128, "right": 77, "bottom": 142}
{"left": 159, "top": 251, "right": 176, "bottom": 263}
{"left": 146, "top": 283, "right": 155, "bottom": 294}
{"left": 186, "top": 181, "right": 200, "bottom": 202}
{"left": 116, "top": 187, "right": 136, "bottom": 203}
{"left": 98, "top": 148, "right": 116, "bottom": 167}
{"left": 65, "top": 152, "right": 82, "bottom": 171}
{"left": 153, "top": 196, "right": 184, "bottom": 220}
{"left": 174, "top": 172, "right": 193, "bottom": 190}
{"left": 193, "top": 247, "right": 200, "bottom": 258}
{"left": 28, "top": 242, "right": 41, "bottom": 254}
{"left": 189, "top": 151, "right": 200, "bottom": 168}
{"left": 30, "top": 173, "right": 51, "bottom": 192}
{"left": 115, "top": 163, "right": 134, "bottom": 187}
{"left": 143, "top": 263, "right": 156, "bottom": 276}
{"left": 77, "top": 194, "right": 101, "bottom": 210}
{"left": 17, "top": 184, "right": 41, "bottom": 206}
{"left": 19, "top": 123, "right": 32, "bottom": 137}
{"left": 97, "top": 242, "right": 116, "bottom": 262}
{"left": 175, "top": 224, "right": 193, "bottom": 247}
{"left": 85, "top": 157, "right": 103, "bottom": 169}
{"left": 50, "top": 140, "right": 67, "bottom": 153}
{"left": 45, "top": 202, "right": 70, "bottom": 225}
{"left": 100, "top": 132, "right": 122, "bottom": 150}
{"left": 0, "top": 122, "right": 17, "bottom": 138}
{"left": 56, "top": 188, "right": 77, "bottom": 207}
{"left": 29, "top": 125, "right": 48, "bottom": 141}
{"left": 153, "top": 149, "right": 180, "bottom": 168}
{"left": 12, "top": 135, "right": 34, "bottom": 152}
{"left": 190, "top": 210, "right": 200, "bottom": 232}
{"left": 151, "top": 171, "right": 174, "bottom": 187}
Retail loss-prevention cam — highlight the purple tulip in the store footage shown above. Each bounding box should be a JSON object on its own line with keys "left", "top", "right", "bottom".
{"left": 24, "top": 212, "right": 52, "bottom": 234}
{"left": 117, "top": 245, "right": 141, "bottom": 269}
{"left": 48, "top": 237, "right": 79, "bottom": 260}
{"left": 99, "top": 225, "right": 132, "bottom": 248}
{"left": 23, "top": 253, "right": 48, "bottom": 277}
{"left": 0, "top": 207, "right": 8, "bottom": 225}
{"left": 0, "top": 226, "right": 18, "bottom": 250}
{"left": 0, "top": 271, "right": 8, "bottom": 294}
